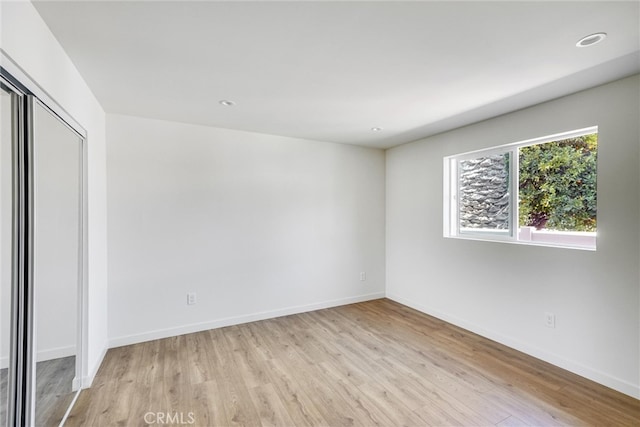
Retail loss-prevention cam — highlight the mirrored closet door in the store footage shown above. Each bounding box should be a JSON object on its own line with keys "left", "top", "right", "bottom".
{"left": 0, "top": 78, "right": 16, "bottom": 427}
{"left": 33, "top": 100, "right": 82, "bottom": 426}
{"left": 1, "top": 66, "right": 85, "bottom": 427}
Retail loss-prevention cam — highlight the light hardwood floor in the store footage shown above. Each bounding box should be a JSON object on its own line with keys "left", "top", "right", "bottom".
{"left": 0, "top": 365, "right": 6, "bottom": 426}
{"left": 1, "top": 355, "right": 75, "bottom": 426}
{"left": 36, "top": 355, "right": 76, "bottom": 427}
{"left": 66, "top": 299, "right": 639, "bottom": 426}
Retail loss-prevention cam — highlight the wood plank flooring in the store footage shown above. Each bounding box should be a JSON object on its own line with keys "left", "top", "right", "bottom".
{"left": 36, "top": 355, "right": 76, "bottom": 427}
{"left": 1, "top": 355, "right": 75, "bottom": 426}
{"left": 0, "top": 364, "right": 6, "bottom": 426}
{"left": 65, "top": 299, "right": 640, "bottom": 426}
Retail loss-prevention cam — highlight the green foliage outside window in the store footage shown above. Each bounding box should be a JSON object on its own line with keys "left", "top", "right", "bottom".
{"left": 518, "top": 134, "right": 597, "bottom": 232}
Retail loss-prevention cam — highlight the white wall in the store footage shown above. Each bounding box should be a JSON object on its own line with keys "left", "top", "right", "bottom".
{"left": 0, "top": 0, "right": 108, "bottom": 385}
{"left": 107, "top": 114, "right": 385, "bottom": 345}
{"left": 386, "top": 75, "right": 640, "bottom": 398}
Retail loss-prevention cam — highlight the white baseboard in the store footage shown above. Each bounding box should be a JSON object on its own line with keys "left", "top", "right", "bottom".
{"left": 0, "top": 345, "right": 75, "bottom": 369}
{"left": 109, "top": 292, "right": 385, "bottom": 349}
{"left": 36, "top": 345, "right": 76, "bottom": 362}
{"left": 386, "top": 293, "right": 640, "bottom": 400}
{"left": 82, "top": 342, "right": 108, "bottom": 388}
{"left": 72, "top": 376, "right": 81, "bottom": 391}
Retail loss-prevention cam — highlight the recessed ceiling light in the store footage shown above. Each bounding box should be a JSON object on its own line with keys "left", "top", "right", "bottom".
{"left": 576, "top": 33, "right": 607, "bottom": 48}
{"left": 371, "top": 127, "right": 383, "bottom": 132}
{"left": 219, "top": 100, "right": 235, "bottom": 106}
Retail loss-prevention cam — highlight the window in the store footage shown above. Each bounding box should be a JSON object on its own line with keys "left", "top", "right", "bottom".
{"left": 444, "top": 127, "right": 598, "bottom": 250}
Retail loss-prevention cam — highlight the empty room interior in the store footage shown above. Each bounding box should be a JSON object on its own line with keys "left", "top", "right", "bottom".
{"left": 1, "top": 1, "right": 639, "bottom": 426}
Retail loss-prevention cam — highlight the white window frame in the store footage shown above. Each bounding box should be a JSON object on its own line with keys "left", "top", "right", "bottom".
{"left": 443, "top": 126, "right": 598, "bottom": 250}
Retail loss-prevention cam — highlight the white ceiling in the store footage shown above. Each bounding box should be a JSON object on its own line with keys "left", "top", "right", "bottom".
{"left": 33, "top": 1, "right": 640, "bottom": 149}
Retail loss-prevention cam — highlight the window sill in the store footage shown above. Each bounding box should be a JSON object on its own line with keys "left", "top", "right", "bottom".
{"left": 445, "top": 228, "right": 596, "bottom": 251}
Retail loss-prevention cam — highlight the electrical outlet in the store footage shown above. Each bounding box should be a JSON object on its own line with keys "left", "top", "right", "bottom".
{"left": 544, "top": 312, "right": 555, "bottom": 328}
{"left": 360, "top": 272, "right": 366, "bottom": 281}
{"left": 187, "top": 292, "right": 197, "bottom": 305}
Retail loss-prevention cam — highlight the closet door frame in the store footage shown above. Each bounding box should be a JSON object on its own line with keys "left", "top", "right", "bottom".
{"left": 1, "top": 51, "right": 88, "bottom": 427}
{"left": 2, "top": 75, "right": 27, "bottom": 427}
